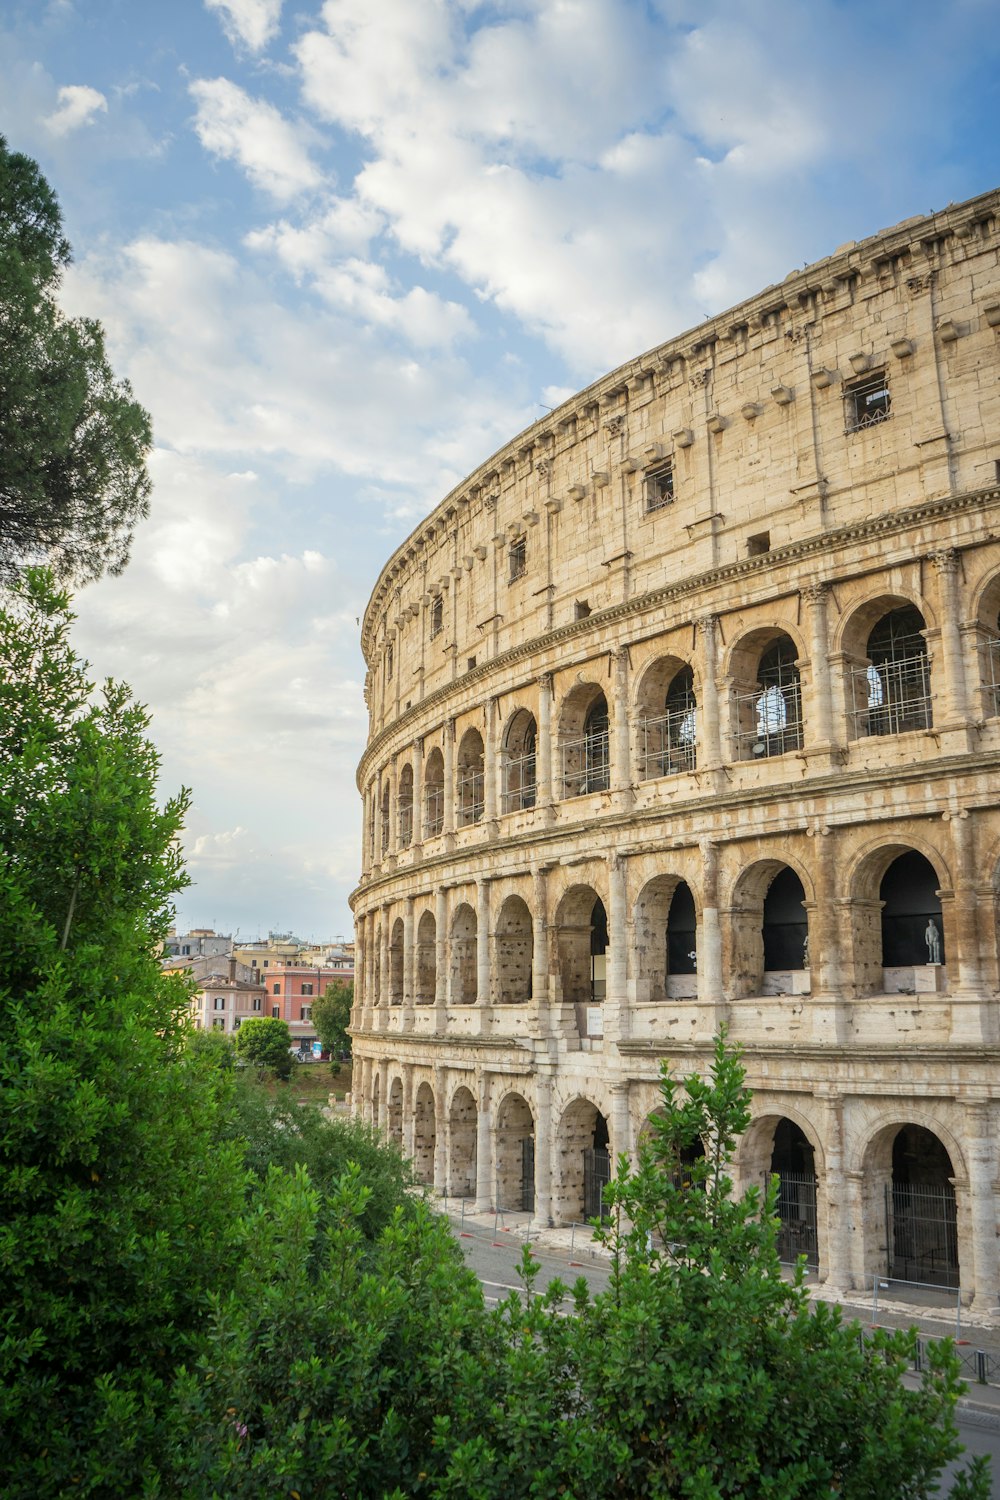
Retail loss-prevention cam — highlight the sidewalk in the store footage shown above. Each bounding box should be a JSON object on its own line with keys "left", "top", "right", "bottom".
{"left": 437, "top": 1194, "right": 1000, "bottom": 1413}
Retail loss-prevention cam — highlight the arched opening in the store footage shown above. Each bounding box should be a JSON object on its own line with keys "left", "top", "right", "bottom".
{"left": 732, "top": 631, "right": 802, "bottom": 759}
{"left": 638, "top": 1112, "right": 705, "bottom": 1186}
{"left": 560, "top": 685, "right": 609, "bottom": 798}
{"left": 849, "top": 605, "right": 931, "bottom": 738}
{"left": 372, "top": 921, "right": 382, "bottom": 1005}
{"left": 495, "top": 895, "right": 533, "bottom": 1003}
{"left": 424, "top": 747, "right": 444, "bottom": 837}
{"left": 667, "top": 881, "right": 697, "bottom": 982}
{"left": 397, "top": 763, "right": 414, "bottom": 847}
{"left": 501, "top": 710, "right": 537, "bottom": 813}
{"left": 371, "top": 1070, "right": 380, "bottom": 1127}
{"left": 448, "top": 1085, "right": 477, "bottom": 1197}
{"left": 554, "top": 885, "right": 607, "bottom": 1008}
{"left": 635, "top": 875, "right": 698, "bottom": 1002}
{"left": 770, "top": 1120, "right": 818, "bottom": 1268}
{"left": 457, "top": 728, "right": 485, "bottom": 826}
{"left": 387, "top": 1076, "right": 403, "bottom": 1146}
{"left": 880, "top": 850, "right": 944, "bottom": 969}
{"left": 763, "top": 867, "right": 808, "bottom": 973}
{"left": 415, "top": 910, "right": 436, "bottom": 1005}
{"left": 413, "top": 1081, "right": 435, "bottom": 1184}
{"left": 889, "top": 1126, "right": 958, "bottom": 1287}
{"left": 450, "top": 902, "right": 477, "bottom": 1005}
{"left": 496, "top": 1092, "right": 534, "bottom": 1212}
{"left": 389, "top": 918, "right": 404, "bottom": 1006}
{"left": 637, "top": 661, "right": 698, "bottom": 779}
{"left": 730, "top": 861, "right": 809, "bottom": 998}
{"left": 554, "top": 1099, "right": 610, "bottom": 1223}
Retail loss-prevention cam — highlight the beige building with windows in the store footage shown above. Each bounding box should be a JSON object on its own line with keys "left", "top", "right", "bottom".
{"left": 350, "top": 189, "right": 1000, "bottom": 1308}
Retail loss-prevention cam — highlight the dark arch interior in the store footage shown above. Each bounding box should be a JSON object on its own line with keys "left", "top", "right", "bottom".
{"left": 762, "top": 867, "right": 807, "bottom": 970}
{"left": 771, "top": 1118, "right": 815, "bottom": 1175}
{"left": 892, "top": 1124, "right": 953, "bottom": 1187}
{"left": 590, "top": 897, "right": 608, "bottom": 1001}
{"left": 867, "top": 605, "right": 926, "bottom": 662}
{"left": 667, "top": 880, "right": 696, "bottom": 975}
{"left": 880, "top": 851, "right": 943, "bottom": 966}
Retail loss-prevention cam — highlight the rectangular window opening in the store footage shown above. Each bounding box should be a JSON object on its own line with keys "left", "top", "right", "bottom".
{"left": 509, "top": 535, "right": 527, "bottom": 582}
{"left": 430, "top": 596, "right": 443, "bottom": 638}
{"left": 574, "top": 599, "right": 591, "bottom": 620}
{"left": 846, "top": 372, "right": 891, "bottom": 432}
{"left": 645, "top": 460, "right": 674, "bottom": 513}
{"left": 386, "top": 643, "right": 394, "bottom": 680}
{"left": 747, "top": 531, "right": 770, "bottom": 557}
{"left": 467, "top": 655, "right": 477, "bottom": 672}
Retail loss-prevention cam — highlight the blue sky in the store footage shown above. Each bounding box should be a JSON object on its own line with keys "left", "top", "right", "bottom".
{"left": 2, "top": 0, "right": 998, "bottom": 940}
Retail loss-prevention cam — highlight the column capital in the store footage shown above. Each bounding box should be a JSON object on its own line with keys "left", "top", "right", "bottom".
{"left": 538, "top": 671, "right": 554, "bottom": 693}
{"left": 800, "top": 581, "right": 829, "bottom": 605}
{"left": 931, "top": 546, "right": 961, "bottom": 577}
{"left": 696, "top": 612, "right": 718, "bottom": 639}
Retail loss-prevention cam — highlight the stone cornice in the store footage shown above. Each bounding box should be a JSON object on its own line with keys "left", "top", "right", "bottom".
{"left": 356, "top": 483, "right": 1000, "bottom": 790}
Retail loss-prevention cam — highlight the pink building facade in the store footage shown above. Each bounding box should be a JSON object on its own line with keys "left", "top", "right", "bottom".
{"left": 266, "top": 963, "right": 355, "bottom": 1052}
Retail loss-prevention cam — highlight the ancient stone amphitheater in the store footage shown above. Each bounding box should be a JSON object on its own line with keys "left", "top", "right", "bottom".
{"left": 351, "top": 187, "right": 1000, "bottom": 1309}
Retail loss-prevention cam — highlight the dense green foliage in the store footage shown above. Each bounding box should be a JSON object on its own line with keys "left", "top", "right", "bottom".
{"left": 313, "top": 976, "right": 353, "bottom": 1056}
{"left": 0, "top": 571, "right": 247, "bottom": 1493}
{"left": 237, "top": 1013, "right": 294, "bottom": 1078}
{"left": 0, "top": 137, "right": 152, "bottom": 584}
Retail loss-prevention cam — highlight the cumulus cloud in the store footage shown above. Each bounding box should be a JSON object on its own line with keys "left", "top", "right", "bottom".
{"left": 205, "top": 0, "right": 283, "bottom": 53}
{"left": 190, "top": 77, "right": 322, "bottom": 202}
{"left": 45, "top": 84, "right": 107, "bottom": 136}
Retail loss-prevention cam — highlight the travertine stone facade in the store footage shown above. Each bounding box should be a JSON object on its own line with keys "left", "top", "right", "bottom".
{"left": 351, "top": 189, "right": 1000, "bottom": 1308}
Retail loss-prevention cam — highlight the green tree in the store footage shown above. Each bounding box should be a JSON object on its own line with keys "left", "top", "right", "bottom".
{"left": 0, "top": 137, "right": 152, "bottom": 584}
{"left": 313, "top": 976, "right": 353, "bottom": 1057}
{"left": 237, "top": 1014, "right": 294, "bottom": 1079}
{"left": 0, "top": 571, "right": 247, "bottom": 1495}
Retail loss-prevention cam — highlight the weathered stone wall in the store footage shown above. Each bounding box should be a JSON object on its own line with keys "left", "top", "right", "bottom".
{"left": 352, "top": 189, "right": 1000, "bottom": 1308}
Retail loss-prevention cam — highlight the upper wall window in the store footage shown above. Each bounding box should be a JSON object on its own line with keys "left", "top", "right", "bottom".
{"left": 430, "top": 596, "right": 443, "bottom": 638}
{"left": 645, "top": 459, "right": 674, "bottom": 513}
{"left": 845, "top": 372, "right": 890, "bottom": 432}
{"left": 509, "top": 535, "right": 527, "bottom": 582}
{"left": 386, "top": 642, "right": 394, "bottom": 680}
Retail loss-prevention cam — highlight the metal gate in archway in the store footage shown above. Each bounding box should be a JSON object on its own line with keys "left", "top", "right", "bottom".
{"left": 521, "top": 1136, "right": 535, "bottom": 1213}
{"left": 584, "top": 1147, "right": 611, "bottom": 1221}
{"left": 885, "top": 1181, "right": 959, "bottom": 1288}
{"left": 765, "top": 1170, "right": 818, "bottom": 1269}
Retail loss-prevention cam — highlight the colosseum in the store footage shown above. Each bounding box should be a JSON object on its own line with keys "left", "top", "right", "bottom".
{"left": 351, "top": 186, "right": 1000, "bottom": 1310}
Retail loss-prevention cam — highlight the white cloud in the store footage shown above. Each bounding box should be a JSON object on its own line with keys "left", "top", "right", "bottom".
{"left": 190, "top": 77, "right": 322, "bottom": 202}
{"left": 205, "top": 0, "right": 283, "bottom": 54}
{"left": 45, "top": 84, "right": 107, "bottom": 136}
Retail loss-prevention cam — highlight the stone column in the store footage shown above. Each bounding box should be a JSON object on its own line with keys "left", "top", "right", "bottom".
{"left": 485, "top": 696, "right": 499, "bottom": 823}
{"left": 475, "top": 1071, "right": 493, "bottom": 1212}
{"left": 402, "top": 896, "right": 415, "bottom": 1031}
{"left": 435, "top": 885, "right": 448, "bottom": 1017}
{"left": 932, "top": 549, "right": 970, "bottom": 728}
{"left": 477, "top": 876, "right": 491, "bottom": 1006}
{"left": 536, "top": 673, "right": 554, "bottom": 811}
{"left": 696, "top": 615, "right": 723, "bottom": 769}
{"left": 377, "top": 1058, "right": 389, "bottom": 1133}
{"left": 412, "top": 735, "right": 424, "bottom": 850}
{"left": 808, "top": 825, "right": 847, "bottom": 1043}
{"left": 534, "top": 1072, "right": 553, "bottom": 1225}
{"left": 402, "top": 1062, "right": 415, "bottom": 1160}
{"left": 965, "top": 1104, "right": 999, "bottom": 1313}
{"left": 378, "top": 905, "right": 390, "bottom": 1030}
{"left": 531, "top": 865, "right": 549, "bottom": 1021}
{"left": 697, "top": 839, "right": 725, "bottom": 1031}
{"left": 802, "top": 583, "right": 835, "bottom": 748}
{"left": 819, "top": 1093, "right": 853, "bottom": 1292}
{"left": 443, "top": 717, "right": 456, "bottom": 837}
{"left": 949, "top": 810, "right": 993, "bottom": 1040}
{"left": 606, "top": 853, "right": 628, "bottom": 1042}
{"left": 434, "top": 1063, "right": 448, "bottom": 1192}
{"left": 611, "top": 648, "right": 632, "bottom": 802}
{"left": 610, "top": 1080, "right": 631, "bottom": 1165}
